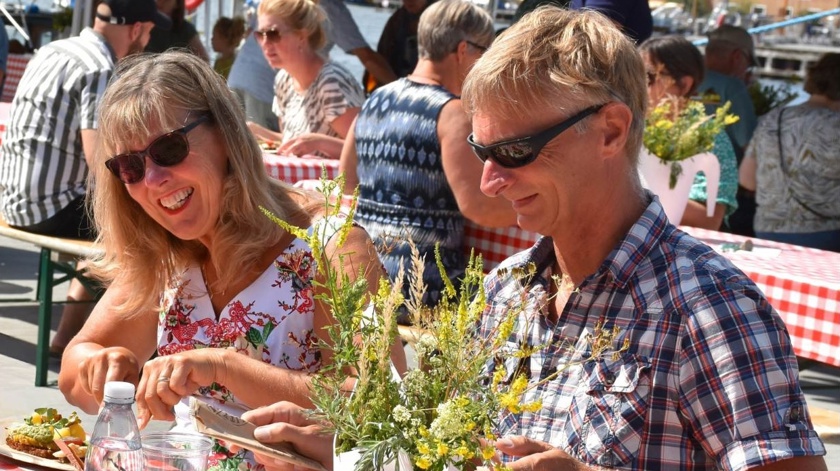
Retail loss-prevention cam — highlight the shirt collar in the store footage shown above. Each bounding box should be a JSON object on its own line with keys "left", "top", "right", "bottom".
{"left": 594, "top": 191, "right": 672, "bottom": 288}
{"left": 81, "top": 27, "right": 118, "bottom": 64}
{"left": 499, "top": 191, "right": 673, "bottom": 290}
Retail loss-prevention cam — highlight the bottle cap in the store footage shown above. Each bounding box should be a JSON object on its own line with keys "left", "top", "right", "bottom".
{"left": 103, "top": 381, "right": 136, "bottom": 404}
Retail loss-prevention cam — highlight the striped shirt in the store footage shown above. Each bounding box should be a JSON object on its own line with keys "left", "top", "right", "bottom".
{"left": 478, "top": 194, "right": 826, "bottom": 470}
{"left": 272, "top": 61, "right": 363, "bottom": 145}
{"left": 0, "top": 28, "right": 115, "bottom": 227}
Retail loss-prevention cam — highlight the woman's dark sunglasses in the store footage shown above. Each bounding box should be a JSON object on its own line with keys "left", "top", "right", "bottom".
{"left": 467, "top": 104, "right": 604, "bottom": 168}
{"left": 253, "top": 27, "right": 288, "bottom": 43}
{"left": 104, "top": 115, "right": 210, "bottom": 184}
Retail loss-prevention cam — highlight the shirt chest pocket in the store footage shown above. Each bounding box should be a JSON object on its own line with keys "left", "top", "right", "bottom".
{"left": 565, "top": 354, "right": 652, "bottom": 468}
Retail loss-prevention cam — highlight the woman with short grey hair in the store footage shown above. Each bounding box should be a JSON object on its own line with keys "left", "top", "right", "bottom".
{"left": 340, "top": 0, "right": 517, "bottom": 324}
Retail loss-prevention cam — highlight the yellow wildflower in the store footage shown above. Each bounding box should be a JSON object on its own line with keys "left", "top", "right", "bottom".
{"left": 417, "top": 442, "right": 431, "bottom": 455}
{"left": 437, "top": 442, "right": 449, "bottom": 457}
{"left": 415, "top": 456, "right": 432, "bottom": 470}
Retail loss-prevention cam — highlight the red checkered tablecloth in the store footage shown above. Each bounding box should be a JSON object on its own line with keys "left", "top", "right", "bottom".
{"left": 2, "top": 54, "right": 32, "bottom": 103}
{"left": 263, "top": 155, "right": 539, "bottom": 269}
{"left": 264, "top": 153, "right": 338, "bottom": 183}
{"left": 681, "top": 226, "right": 840, "bottom": 367}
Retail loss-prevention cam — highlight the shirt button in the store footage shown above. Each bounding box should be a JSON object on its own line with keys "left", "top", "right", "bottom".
{"left": 604, "top": 372, "right": 616, "bottom": 386}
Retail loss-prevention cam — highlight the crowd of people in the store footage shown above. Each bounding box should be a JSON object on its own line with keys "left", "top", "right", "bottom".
{"left": 0, "top": 0, "right": 836, "bottom": 470}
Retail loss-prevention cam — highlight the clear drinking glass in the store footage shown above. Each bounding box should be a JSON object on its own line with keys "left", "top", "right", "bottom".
{"left": 141, "top": 432, "right": 213, "bottom": 471}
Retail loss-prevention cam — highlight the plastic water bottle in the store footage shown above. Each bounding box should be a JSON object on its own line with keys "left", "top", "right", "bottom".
{"left": 84, "top": 381, "right": 144, "bottom": 471}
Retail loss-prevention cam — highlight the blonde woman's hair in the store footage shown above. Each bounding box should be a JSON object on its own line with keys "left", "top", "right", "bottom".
{"left": 89, "top": 51, "right": 313, "bottom": 315}
{"left": 258, "top": 0, "right": 327, "bottom": 52}
{"left": 417, "top": 0, "right": 494, "bottom": 61}
{"left": 461, "top": 7, "right": 648, "bottom": 164}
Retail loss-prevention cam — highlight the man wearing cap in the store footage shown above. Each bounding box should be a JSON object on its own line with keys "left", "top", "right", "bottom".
{"left": 698, "top": 24, "right": 760, "bottom": 236}
{"left": 0, "top": 0, "right": 169, "bottom": 356}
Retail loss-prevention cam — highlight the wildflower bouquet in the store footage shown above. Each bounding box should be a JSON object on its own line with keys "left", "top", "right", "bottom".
{"left": 643, "top": 97, "right": 739, "bottom": 188}
{"left": 263, "top": 177, "right": 625, "bottom": 471}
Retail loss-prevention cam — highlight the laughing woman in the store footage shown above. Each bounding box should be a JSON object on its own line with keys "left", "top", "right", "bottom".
{"left": 246, "top": 0, "right": 365, "bottom": 159}
{"left": 57, "top": 51, "right": 403, "bottom": 470}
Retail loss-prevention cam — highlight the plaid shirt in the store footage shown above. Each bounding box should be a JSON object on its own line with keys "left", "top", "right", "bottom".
{"left": 479, "top": 196, "right": 826, "bottom": 470}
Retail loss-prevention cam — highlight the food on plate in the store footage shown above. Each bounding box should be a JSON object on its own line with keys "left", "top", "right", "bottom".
{"left": 4, "top": 408, "right": 87, "bottom": 462}
{"left": 258, "top": 138, "right": 279, "bottom": 152}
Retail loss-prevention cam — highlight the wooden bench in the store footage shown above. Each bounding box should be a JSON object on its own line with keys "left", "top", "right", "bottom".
{"left": 0, "top": 216, "right": 102, "bottom": 386}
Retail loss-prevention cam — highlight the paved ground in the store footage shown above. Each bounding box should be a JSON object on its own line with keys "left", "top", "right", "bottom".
{"left": 1, "top": 235, "right": 838, "bottom": 468}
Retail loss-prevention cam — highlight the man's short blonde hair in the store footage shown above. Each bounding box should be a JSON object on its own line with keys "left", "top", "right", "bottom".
{"left": 462, "top": 7, "right": 648, "bottom": 163}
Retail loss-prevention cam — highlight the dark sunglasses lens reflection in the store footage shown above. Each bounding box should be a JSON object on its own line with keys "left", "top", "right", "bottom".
{"left": 107, "top": 133, "right": 189, "bottom": 184}
{"left": 254, "top": 28, "right": 281, "bottom": 42}
{"left": 480, "top": 143, "right": 535, "bottom": 168}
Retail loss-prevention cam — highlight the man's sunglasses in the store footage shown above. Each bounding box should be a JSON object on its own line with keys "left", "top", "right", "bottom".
{"left": 253, "top": 27, "right": 290, "bottom": 43}
{"left": 467, "top": 104, "right": 604, "bottom": 168}
{"left": 105, "top": 115, "right": 210, "bottom": 184}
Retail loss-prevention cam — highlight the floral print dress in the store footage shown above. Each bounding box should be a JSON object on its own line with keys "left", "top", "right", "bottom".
{"left": 158, "top": 218, "right": 341, "bottom": 470}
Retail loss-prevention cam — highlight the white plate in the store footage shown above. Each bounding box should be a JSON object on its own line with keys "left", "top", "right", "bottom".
{"left": 0, "top": 418, "right": 76, "bottom": 471}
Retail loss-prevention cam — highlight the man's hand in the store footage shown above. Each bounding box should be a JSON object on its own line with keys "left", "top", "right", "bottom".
{"left": 240, "top": 401, "right": 334, "bottom": 471}
{"left": 496, "top": 436, "right": 583, "bottom": 471}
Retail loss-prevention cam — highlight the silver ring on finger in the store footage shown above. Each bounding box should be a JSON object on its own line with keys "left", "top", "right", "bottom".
{"left": 157, "top": 376, "right": 170, "bottom": 383}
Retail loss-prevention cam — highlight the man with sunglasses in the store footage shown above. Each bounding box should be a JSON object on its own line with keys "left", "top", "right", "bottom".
{"left": 463, "top": 8, "right": 826, "bottom": 471}
{"left": 0, "top": 0, "right": 169, "bottom": 356}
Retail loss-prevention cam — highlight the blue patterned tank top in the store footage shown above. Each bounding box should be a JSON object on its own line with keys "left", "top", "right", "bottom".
{"left": 353, "top": 78, "right": 463, "bottom": 316}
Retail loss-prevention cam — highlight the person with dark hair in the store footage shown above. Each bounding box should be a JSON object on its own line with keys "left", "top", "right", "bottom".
{"left": 144, "top": 0, "right": 209, "bottom": 61}
{"left": 739, "top": 53, "right": 840, "bottom": 251}
{"left": 569, "top": 0, "right": 652, "bottom": 42}
{"left": 513, "top": 0, "right": 569, "bottom": 23}
{"left": 640, "top": 34, "right": 739, "bottom": 230}
{"left": 211, "top": 16, "right": 246, "bottom": 80}
{"left": 365, "top": 0, "right": 433, "bottom": 92}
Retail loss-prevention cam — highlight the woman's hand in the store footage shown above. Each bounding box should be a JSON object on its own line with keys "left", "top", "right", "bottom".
{"left": 247, "top": 121, "right": 283, "bottom": 144}
{"left": 76, "top": 345, "right": 142, "bottom": 408}
{"left": 239, "top": 401, "right": 334, "bottom": 471}
{"left": 135, "top": 348, "right": 228, "bottom": 429}
{"left": 278, "top": 133, "right": 326, "bottom": 158}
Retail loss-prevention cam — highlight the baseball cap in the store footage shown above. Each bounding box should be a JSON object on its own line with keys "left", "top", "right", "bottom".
{"left": 707, "top": 25, "right": 758, "bottom": 66}
{"left": 96, "top": 0, "right": 172, "bottom": 30}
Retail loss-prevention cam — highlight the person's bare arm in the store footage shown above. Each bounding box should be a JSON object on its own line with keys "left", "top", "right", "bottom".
{"left": 338, "top": 117, "right": 360, "bottom": 194}
{"left": 439, "top": 99, "right": 517, "bottom": 228}
{"left": 350, "top": 47, "right": 397, "bottom": 85}
{"left": 248, "top": 121, "right": 284, "bottom": 145}
{"left": 279, "top": 108, "right": 359, "bottom": 159}
{"left": 681, "top": 201, "right": 727, "bottom": 230}
{"left": 80, "top": 129, "right": 99, "bottom": 168}
{"left": 329, "top": 107, "right": 358, "bottom": 139}
{"left": 739, "top": 152, "right": 757, "bottom": 192}
{"left": 58, "top": 281, "right": 159, "bottom": 414}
